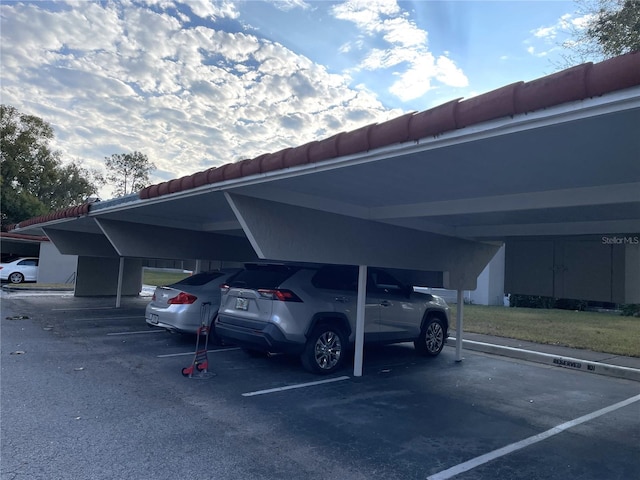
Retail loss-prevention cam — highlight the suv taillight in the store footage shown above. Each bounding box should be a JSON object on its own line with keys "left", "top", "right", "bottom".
{"left": 168, "top": 292, "right": 197, "bottom": 304}
{"left": 220, "top": 284, "right": 230, "bottom": 294}
{"left": 257, "top": 289, "right": 302, "bottom": 302}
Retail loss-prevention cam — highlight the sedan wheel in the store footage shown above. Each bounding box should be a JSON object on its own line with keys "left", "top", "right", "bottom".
{"left": 9, "top": 272, "right": 24, "bottom": 284}
{"left": 301, "top": 325, "right": 346, "bottom": 375}
{"left": 415, "top": 317, "right": 445, "bottom": 356}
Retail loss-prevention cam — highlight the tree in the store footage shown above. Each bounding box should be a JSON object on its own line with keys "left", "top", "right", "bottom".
{"left": 1, "top": 105, "right": 101, "bottom": 226}
{"left": 105, "top": 151, "right": 156, "bottom": 197}
{"left": 588, "top": 0, "right": 640, "bottom": 56}
{"left": 561, "top": 0, "right": 640, "bottom": 64}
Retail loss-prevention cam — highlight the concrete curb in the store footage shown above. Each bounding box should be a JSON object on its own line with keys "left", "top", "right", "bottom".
{"left": 446, "top": 337, "right": 640, "bottom": 383}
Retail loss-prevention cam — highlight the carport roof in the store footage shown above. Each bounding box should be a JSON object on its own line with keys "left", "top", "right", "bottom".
{"left": 137, "top": 52, "right": 640, "bottom": 203}
{"left": 7, "top": 51, "right": 640, "bottom": 278}
{"left": 8, "top": 52, "right": 640, "bottom": 233}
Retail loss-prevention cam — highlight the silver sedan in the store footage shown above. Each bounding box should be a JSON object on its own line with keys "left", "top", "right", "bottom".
{"left": 145, "top": 270, "right": 238, "bottom": 336}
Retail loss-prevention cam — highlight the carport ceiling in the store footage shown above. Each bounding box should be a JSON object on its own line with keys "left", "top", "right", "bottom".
{"left": 232, "top": 105, "right": 639, "bottom": 239}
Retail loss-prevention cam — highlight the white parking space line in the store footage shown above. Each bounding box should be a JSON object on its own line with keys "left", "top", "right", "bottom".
{"left": 157, "top": 348, "right": 239, "bottom": 358}
{"left": 242, "top": 376, "right": 351, "bottom": 397}
{"left": 427, "top": 393, "right": 640, "bottom": 480}
{"left": 107, "top": 330, "right": 166, "bottom": 336}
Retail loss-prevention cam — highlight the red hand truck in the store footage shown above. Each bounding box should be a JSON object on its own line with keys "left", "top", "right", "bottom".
{"left": 181, "top": 302, "right": 215, "bottom": 378}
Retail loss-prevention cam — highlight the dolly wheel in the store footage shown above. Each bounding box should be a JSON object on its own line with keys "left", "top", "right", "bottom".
{"left": 196, "top": 362, "right": 207, "bottom": 372}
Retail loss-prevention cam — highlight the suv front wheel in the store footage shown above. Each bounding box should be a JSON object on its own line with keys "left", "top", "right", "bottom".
{"left": 301, "top": 324, "right": 347, "bottom": 375}
{"left": 415, "top": 316, "right": 445, "bottom": 356}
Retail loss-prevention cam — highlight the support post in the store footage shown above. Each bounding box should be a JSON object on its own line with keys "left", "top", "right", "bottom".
{"left": 115, "top": 257, "right": 125, "bottom": 308}
{"left": 455, "top": 289, "right": 464, "bottom": 362}
{"left": 353, "top": 265, "right": 367, "bottom": 377}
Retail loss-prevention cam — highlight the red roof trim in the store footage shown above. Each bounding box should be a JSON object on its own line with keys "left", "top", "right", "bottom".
{"left": 8, "top": 203, "right": 90, "bottom": 231}
{"left": 0, "top": 232, "right": 49, "bottom": 242}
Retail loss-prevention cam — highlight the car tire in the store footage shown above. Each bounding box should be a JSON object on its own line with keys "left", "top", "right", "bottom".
{"left": 9, "top": 272, "right": 24, "bottom": 284}
{"left": 414, "top": 316, "right": 445, "bottom": 357}
{"left": 301, "top": 324, "right": 346, "bottom": 375}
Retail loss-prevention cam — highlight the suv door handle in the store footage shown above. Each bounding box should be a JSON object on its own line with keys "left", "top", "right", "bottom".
{"left": 334, "top": 296, "right": 350, "bottom": 303}
{"left": 380, "top": 300, "right": 391, "bottom": 307}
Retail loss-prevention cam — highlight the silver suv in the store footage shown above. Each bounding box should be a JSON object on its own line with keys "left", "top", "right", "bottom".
{"left": 215, "top": 264, "right": 449, "bottom": 374}
{"left": 215, "top": 263, "right": 450, "bottom": 374}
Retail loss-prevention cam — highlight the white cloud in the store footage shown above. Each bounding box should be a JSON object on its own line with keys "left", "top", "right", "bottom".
{"left": 330, "top": 0, "right": 466, "bottom": 101}
{"left": 331, "top": 0, "right": 401, "bottom": 32}
{"left": 530, "top": 12, "right": 594, "bottom": 44}
{"left": 186, "top": 0, "right": 239, "bottom": 20}
{"left": 389, "top": 55, "right": 434, "bottom": 101}
{"left": 267, "top": 0, "right": 313, "bottom": 12}
{"left": 0, "top": 1, "right": 401, "bottom": 199}
{"left": 532, "top": 25, "right": 558, "bottom": 39}
{"left": 435, "top": 56, "right": 468, "bottom": 88}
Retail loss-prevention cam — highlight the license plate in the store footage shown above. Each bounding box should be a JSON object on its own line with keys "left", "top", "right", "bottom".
{"left": 235, "top": 297, "right": 249, "bottom": 311}
{"left": 149, "top": 314, "right": 159, "bottom": 324}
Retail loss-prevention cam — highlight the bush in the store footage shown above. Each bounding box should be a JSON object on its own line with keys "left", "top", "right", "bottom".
{"left": 620, "top": 304, "right": 640, "bottom": 317}
{"left": 553, "top": 298, "right": 588, "bottom": 311}
{"left": 509, "top": 294, "right": 554, "bottom": 309}
{"left": 508, "top": 295, "right": 587, "bottom": 310}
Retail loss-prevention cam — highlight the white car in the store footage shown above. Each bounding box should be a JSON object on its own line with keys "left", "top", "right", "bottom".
{"left": 0, "top": 257, "right": 39, "bottom": 284}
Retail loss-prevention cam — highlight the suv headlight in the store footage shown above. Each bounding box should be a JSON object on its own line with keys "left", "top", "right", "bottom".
{"left": 432, "top": 295, "right": 448, "bottom": 307}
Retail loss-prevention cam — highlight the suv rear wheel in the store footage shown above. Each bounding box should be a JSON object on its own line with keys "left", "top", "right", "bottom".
{"left": 301, "top": 324, "right": 347, "bottom": 375}
{"left": 414, "top": 316, "right": 445, "bottom": 356}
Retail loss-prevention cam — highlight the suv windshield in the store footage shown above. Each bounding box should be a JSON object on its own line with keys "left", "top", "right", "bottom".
{"left": 228, "top": 264, "right": 301, "bottom": 289}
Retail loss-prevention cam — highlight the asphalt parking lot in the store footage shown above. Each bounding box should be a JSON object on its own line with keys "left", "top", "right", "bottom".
{"left": 1, "top": 292, "right": 639, "bottom": 480}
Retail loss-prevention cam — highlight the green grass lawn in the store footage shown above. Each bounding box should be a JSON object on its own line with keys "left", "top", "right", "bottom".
{"left": 142, "top": 270, "right": 191, "bottom": 287}
{"left": 451, "top": 304, "right": 640, "bottom": 358}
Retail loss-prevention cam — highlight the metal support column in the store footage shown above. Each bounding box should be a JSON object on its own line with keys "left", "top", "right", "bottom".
{"left": 353, "top": 265, "right": 367, "bottom": 377}
{"left": 455, "top": 289, "right": 464, "bottom": 362}
{"left": 115, "top": 257, "right": 124, "bottom": 308}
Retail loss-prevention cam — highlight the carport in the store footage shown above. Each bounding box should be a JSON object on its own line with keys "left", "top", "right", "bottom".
{"left": 0, "top": 232, "right": 44, "bottom": 259}
{"left": 8, "top": 53, "right": 640, "bottom": 376}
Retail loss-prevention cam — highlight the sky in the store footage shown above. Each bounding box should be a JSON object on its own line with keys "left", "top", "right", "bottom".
{"left": 0, "top": 0, "right": 592, "bottom": 200}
